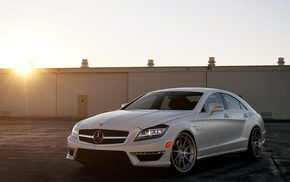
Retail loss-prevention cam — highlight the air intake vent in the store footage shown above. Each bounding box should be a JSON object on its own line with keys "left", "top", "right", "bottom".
{"left": 259, "top": 111, "right": 273, "bottom": 119}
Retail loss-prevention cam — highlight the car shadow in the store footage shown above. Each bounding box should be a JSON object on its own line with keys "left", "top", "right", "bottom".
{"left": 73, "top": 154, "right": 260, "bottom": 181}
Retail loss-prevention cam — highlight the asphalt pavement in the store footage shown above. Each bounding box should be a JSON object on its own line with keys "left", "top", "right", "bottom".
{"left": 0, "top": 118, "right": 289, "bottom": 182}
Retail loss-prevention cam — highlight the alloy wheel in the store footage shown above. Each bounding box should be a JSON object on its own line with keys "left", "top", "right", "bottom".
{"left": 171, "top": 133, "right": 196, "bottom": 173}
{"left": 251, "top": 128, "right": 262, "bottom": 158}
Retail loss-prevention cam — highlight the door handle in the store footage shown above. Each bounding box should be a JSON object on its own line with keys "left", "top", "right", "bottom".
{"left": 244, "top": 113, "right": 248, "bottom": 118}
{"left": 224, "top": 113, "right": 230, "bottom": 118}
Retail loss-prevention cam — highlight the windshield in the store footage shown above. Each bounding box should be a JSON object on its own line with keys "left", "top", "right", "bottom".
{"left": 124, "top": 91, "right": 203, "bottom": 110}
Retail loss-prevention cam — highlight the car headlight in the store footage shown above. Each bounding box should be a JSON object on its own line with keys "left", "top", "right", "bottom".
{"left": 71, "top": 124, "right": 79, "bottom": 139}
{"left": 135, "top": 125, "right": 169, "bottom": 141}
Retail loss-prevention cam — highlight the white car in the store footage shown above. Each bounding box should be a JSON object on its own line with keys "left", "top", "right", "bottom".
{"left": 67, "top": 87, "right": 266, "bottom": 173}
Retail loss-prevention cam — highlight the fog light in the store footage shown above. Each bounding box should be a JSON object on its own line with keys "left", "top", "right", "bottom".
{"left": 68, "top": 148, "right": 75, "bottom": 156}
{"left": 130, "top": 151, "right": 165, "bottom": 162}
{"left": 130, "top": 151, "right": 165, "bottom": 156}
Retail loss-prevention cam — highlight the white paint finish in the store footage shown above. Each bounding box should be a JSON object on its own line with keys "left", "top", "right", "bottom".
{"left": 67, "top": 88, "right": 265, "bottom": 170}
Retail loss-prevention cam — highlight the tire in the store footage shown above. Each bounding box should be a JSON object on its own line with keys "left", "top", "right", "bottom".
{"left": 171, "top": 132, "right": 197, "bottom": 173}
{"left": 246, "top": 127, "right": 262, "bottom": 160}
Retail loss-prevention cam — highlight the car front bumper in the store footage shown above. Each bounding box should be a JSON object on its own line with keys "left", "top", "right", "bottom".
{"left": 66, "top": 126, "right": 173, "bottom": 168}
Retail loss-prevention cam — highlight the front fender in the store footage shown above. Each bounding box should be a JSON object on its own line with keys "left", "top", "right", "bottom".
{"left": 166, "top": 121, "right": 201, "bottom": 155}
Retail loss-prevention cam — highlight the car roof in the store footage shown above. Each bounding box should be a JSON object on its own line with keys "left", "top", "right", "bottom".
{"left": 152, "top": 87, "right": 221, "bottom": 93}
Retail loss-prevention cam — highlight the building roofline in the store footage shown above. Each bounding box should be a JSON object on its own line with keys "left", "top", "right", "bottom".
{"left": 1, "top": 65, "right": 290, "bottom": 74}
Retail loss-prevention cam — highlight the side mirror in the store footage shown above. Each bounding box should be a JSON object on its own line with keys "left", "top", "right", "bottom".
{"left": 121, "top": 103, "right": 128, "bottom": 108}
{"left": 208, "top": 103, "right": 224, "bottom": 116}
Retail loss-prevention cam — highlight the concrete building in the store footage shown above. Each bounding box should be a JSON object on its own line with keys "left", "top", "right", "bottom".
{"left": 0, "top": 58, "right": 289, "bottom": 120}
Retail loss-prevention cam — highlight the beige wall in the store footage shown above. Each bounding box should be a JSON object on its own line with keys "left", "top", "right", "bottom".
{"left": 56, "top": 73, "right": 128, "bottom": 117}
{"left": 0, "top": 73, "right": 56, "bottom": 117}
{"left": 128, "top": 71, "right": 206, "bottom": 100}
{"left": 0, "top": 66, "right": 289, "bottom": 119}
{"left": 207, "top": 71, "right": 290, "bottom": 119}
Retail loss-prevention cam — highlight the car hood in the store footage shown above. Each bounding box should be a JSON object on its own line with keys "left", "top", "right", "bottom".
{"left": 78, "top": 110, "right": 193, "bottom": 129}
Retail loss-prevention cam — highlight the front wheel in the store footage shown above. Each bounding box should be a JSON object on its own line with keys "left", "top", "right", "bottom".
{"left": 246, "top": 127, "right": 262, "bottom": 159}
{"left": 171, "top": 132, "right": 197, "bottom": 173}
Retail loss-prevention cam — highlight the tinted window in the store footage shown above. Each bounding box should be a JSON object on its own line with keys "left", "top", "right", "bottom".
{"left": 127, "top": 95, "right": 158, "bottom": 110}
{"left": 125, "top": 92, "right": 203, "bottom": 110}
{"left": 240, "top": 102, "right": 248, "bottom": 110}
{"left": 222, "top": 94, "right": 242, "bottom": 110}
{"left": 203, "top": 93, "right": 224, "bottom": 113}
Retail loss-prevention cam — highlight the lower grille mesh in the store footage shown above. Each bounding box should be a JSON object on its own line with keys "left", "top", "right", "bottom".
{"left": 76, "top": 148, "right": 131, "bottom": 165}
{"left": 136, "top": 154, "right": 164, "bottom": 161}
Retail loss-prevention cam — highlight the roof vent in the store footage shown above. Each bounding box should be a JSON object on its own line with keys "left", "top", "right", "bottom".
{"left": 208, "top": 57, "right": 216, "bottom": 67}
{"left": 147, "top": 59, "right": 154, "bottom": 67}
{"left": 81, "top": 59, "right": 89, "bottom": 68}
{"left": 277, "top": 57, "right": 285, "bottom": 66}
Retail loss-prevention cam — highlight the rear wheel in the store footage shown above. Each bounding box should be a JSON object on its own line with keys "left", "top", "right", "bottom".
{"left": 171, "top": 132, "right": 196, "bottom": 173}
{"left": 246, "top": 127, "right": 262, "bottom": 159}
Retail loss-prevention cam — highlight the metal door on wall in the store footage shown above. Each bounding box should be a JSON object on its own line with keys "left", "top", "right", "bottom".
{"left": 78, "top": 95, "right": 87, "bottom": 117}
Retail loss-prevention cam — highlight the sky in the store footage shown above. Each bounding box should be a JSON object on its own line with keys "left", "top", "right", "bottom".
{"left": 0, "top": 0, "right": 290, "bottom": 69}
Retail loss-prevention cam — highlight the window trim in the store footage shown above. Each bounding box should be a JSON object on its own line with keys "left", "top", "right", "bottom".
{"left": 201, "top": 93, "right": 226, "bottom": 113}
{"left": 220, "top": 93, "right": 248, "bottom": 111}
{"left": 220, "top": 93, "right": 228, "bottom": 110}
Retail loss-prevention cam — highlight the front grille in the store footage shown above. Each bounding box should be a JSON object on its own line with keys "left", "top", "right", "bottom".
{"left": 76, "top": 148, "right": 131, "bottom": 165}
{"left": 79, "top": 129, "right": 129, "bottom": 145}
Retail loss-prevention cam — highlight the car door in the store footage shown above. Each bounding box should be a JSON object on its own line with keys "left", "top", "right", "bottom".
{"left": 199, "top": 93, "right": 233, "bottom": 157}
{"left": 221, "top": 93, "right": 249, "bottom": 150}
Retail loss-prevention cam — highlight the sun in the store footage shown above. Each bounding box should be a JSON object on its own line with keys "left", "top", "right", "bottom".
{"left": 14, "top": 61, "right": 34, "bottom": 75}
{"left": 2, "top": 36, "right": 61, "bottom": 70}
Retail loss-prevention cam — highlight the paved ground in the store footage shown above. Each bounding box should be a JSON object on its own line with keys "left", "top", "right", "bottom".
{"left": 0, "top": 119, "right": 289, "bottom": 182}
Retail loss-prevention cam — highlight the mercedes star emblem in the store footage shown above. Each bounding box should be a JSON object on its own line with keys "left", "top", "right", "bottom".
{"left": 93, "top": 130, "right": 104, "bottom": 144}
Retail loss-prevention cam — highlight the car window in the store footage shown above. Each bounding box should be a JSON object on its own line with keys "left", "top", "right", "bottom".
{"left": 125, "top": 91, "right": 203, "bottom": 110}
{"left": 203, "top": 93, "right": 224, "bottom": 113}
{"left": 160, "top": 94, "right": 202, "bottom": 110}
{"left": 222, "top": 94, "right": 242, "bottom": 110}
{"left": 240, "top": 102, "right": 248, "bottom": 110}
{"left": 160, "top": 95, "right": 171, "bottom": 109}
{"left": 126, "top": 95, "right": 158, "bottom": 110}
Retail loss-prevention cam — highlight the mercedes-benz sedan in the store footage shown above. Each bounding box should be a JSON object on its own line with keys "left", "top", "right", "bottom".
{"left": 67, "top": 87, "right": 266, "bottom": 173}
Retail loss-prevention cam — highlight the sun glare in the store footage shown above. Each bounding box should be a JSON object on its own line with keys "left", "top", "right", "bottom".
{"left": 2, "top": 36, "right": 61, "bottom": 69}
{"left": 14, "top": 62, "right": 33, "bottom": 74}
